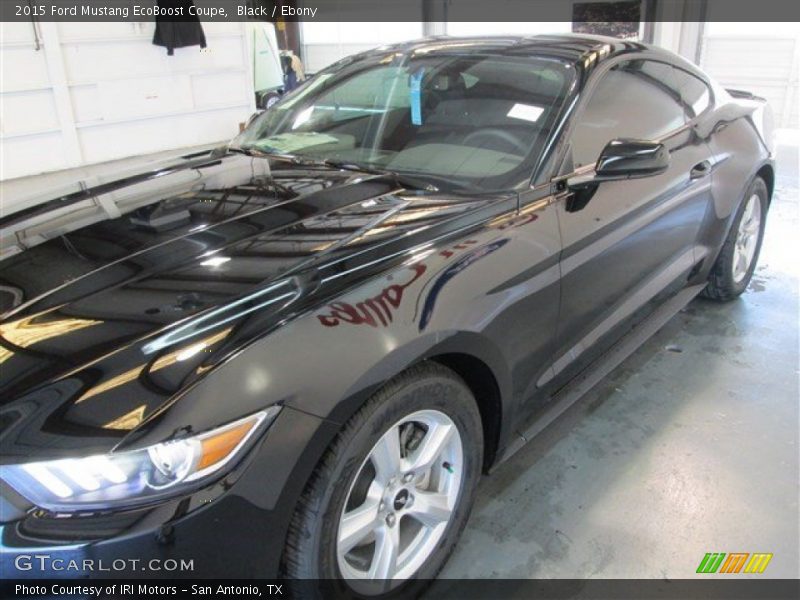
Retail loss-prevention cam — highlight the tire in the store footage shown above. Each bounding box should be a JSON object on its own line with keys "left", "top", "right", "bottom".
{"left": 261, "top": 91, "right": 281, "bottom": 110}
{"left": 282, "top": 362, "right": 483, "bottom": 599}
{"left": 701, "top": 176, "right": 768, "bottom": 302}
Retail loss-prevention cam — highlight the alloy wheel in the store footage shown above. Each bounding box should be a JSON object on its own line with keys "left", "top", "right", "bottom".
{"left": 336, "top": 409, "right": 464, "bottom": 588}
{"left": 732, "top": 193, "right": 762, "bottom": 283}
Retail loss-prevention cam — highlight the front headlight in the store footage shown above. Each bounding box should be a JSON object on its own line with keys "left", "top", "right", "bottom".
{"left": 2, "top": 407, "right": 279, "bottom": 512}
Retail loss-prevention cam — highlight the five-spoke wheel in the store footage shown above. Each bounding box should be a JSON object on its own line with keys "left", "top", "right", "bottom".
{"left": 337, "top": 410, "right": 463, "bottom": 581}
{"left": 732, "top": 193, "right": 762, "bottom": 283}
{"left": 282, "top": 363, "right": 483, "bottom": 598}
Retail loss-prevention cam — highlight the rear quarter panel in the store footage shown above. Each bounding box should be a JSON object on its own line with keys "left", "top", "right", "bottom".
{"left": 696, "top": 115, "right": 773, "bottom": 271}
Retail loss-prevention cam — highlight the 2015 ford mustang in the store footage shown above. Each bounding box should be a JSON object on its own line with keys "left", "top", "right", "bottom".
{"left": 0, "top": 35, "right": 773, "bottom": 596}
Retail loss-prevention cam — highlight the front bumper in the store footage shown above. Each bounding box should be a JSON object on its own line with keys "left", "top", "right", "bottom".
{"left": 0, "top": 406, "right": 336, "bottom": 579}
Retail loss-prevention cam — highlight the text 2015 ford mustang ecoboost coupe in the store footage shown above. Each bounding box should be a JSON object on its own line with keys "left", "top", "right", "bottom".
{"left": 0, "top": 35, "right": 773, "bottom": 595}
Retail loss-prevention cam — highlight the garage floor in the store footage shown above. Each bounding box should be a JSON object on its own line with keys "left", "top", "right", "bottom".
{"left": 436, "top": 135, "right": 800, "bottom": 580}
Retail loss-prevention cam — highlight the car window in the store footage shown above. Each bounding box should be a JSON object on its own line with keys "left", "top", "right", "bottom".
{"left": 315, "top": 67, "right": 412, "bottom": 124}
{"left": 570, "top": 60, "right": 687, "bottom": 168}
{"left": 235, "top": 53, "right": 575, "bottom": 192}
{"left": 673, "top": 68, "right": 712, "bottom": 119}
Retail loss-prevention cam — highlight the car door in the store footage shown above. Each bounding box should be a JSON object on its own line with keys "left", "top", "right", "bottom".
{"left": 542, "top": 58, "right": 715, "bottom": 388}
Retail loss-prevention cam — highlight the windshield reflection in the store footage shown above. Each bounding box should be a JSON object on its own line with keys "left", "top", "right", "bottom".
{"left": 234, "top": 50, "right": 574, "bottom": 192}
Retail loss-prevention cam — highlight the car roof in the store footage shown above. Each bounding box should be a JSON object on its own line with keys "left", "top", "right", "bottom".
{"left": 382, "top": 33, "right": 639, "bottom": 60}
{"left": 369, "top": 33, "right": 706, "bottom": 83}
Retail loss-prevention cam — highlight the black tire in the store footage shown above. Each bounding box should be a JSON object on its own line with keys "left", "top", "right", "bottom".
{"left": 261, "top": 91, "right": 281, "bottom": 110}
{"left": 701, "top": 176, "right": 768, "bottom": 302}
{"left": 282, "top": 362, "right": 483, "bottom": 599}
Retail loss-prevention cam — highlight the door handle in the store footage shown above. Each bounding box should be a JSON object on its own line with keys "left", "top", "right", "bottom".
{"left": 690, "top": 160, "right": 712, "bottom": 180}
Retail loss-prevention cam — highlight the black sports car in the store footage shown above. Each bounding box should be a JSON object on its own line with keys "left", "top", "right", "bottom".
{"left": 0, "top": 35, "right": 773, "bottom": 595}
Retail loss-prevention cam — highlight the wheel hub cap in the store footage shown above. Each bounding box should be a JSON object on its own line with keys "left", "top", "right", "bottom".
{"left": 393, "top": 489, "right": 410, "bottom": 511}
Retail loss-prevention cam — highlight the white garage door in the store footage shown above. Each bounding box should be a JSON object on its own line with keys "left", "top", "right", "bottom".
{"left": 699, "top": 22, "right": 799, "bottom": 128}
{"left": 0, "top": 21, "right": 256, "bottom": 181}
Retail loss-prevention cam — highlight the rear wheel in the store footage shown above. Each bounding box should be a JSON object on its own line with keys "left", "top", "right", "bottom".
{"left": 702, "top": 176, "right": 768, "bottom": 301}
{"left": 282, "top": 363, "right": 483, "bottom": 598}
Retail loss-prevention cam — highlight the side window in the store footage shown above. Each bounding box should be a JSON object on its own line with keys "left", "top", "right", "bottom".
{"left": 673, "top": 68, "right": 712, "bottom": 119}
{"left": 571, "top": 60, "right": 686, "bottom": 167}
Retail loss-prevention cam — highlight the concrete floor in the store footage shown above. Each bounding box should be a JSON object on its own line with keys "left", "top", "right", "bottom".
{"left": 437, "top": 135, "right": 800, "bottom": 580}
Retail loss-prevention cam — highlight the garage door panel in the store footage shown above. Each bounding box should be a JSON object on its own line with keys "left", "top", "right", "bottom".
{"left": 96, "top": 75, "right": 194, "bottom": 121}
{"left": 57, "top": 22, "right": 141, "bottom": 41}
{"left": 702, "top": 38, "right": 795, "bottom": 80}
{"left": 701, "top": 34, "right": 799, "bottom": 128}
{"left": 192, "top": 72, "right": 249, "bottom": 108}
{"left": 1, "top": 90, "right": 60, "bottom": 135}
{"left": 1, "top": 133, "right": 68, "bottom": 179}
{"left": 61, "top": 37, "right": 243, "bottom": 83}
{"left": 0, "top": 21, "right": 40, "bottom": 45}
{"left": 1, "top": 45, "right": 51, "bottom": 92}
{"left": 76, "top": 108, "right": 245, "bottom": 164}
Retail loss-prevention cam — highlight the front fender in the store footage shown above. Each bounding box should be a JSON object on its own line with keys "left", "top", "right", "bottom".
{"left": 122, "top": 198, "right": 560, "bottom": 467}
{"left": 326, "top": 327, "right": 512, "bottom": 423}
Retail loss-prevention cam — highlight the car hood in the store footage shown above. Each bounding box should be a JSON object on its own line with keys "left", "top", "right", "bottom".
{"left": 0, "top": 150, "right": 500, "bottom": 461}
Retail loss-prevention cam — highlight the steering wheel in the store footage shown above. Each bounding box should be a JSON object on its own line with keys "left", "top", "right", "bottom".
{"left": 462, "top": 128, "right": 528, "bottom": 155}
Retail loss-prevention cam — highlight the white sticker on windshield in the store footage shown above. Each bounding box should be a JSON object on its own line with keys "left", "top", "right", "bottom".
{"left": 507, "top": 103, "right": 544, "bottom": 123}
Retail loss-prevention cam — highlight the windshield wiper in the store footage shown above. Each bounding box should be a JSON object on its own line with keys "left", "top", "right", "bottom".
{"left": 229, "top": 142, "right": 299, "bottom": 157}
{"left": 227, "top": 145, "right": 269, "bottom": 157}
{"left": 319, "top": 159, "right": 441, "bottom": 192}
{"left": 228, "top": 147, "right": 450, "bottom": 193}
{"left": 233, "top": 151, "right": 355, "bottom": 173}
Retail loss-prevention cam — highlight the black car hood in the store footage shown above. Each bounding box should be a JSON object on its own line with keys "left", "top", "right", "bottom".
{"left": 0, "top": 150, "right": 497, "bottom": 461}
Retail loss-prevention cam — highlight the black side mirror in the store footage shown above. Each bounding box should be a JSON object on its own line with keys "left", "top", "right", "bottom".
{"left": 568, "top": 139, "right": 670, "bottom": 190}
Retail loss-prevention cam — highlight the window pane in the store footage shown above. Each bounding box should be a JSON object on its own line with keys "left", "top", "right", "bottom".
{"left": 571, "top": 60, "right": 686, "bottom": 167}
{"left": 237, "top": 53, "right": 575, "bottom": 191}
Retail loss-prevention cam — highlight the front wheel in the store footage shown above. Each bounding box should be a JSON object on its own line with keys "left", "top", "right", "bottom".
{"left": 282, "top": 363, "right": 483, "bottom": 598}
{"left": 260, "top": 91, "right": 281, "bottom": 110}
{"left": 702, "top": 176, "right": 768, "bottom": 301}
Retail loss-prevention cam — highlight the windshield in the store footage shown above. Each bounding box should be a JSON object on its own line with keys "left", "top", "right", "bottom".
{"left": 233, "top": 50, "right": 575, "bottom": 192}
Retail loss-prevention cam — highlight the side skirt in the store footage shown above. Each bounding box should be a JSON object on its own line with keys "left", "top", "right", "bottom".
{"left": 490, "top": 283, "right": 706, "bottom": 470}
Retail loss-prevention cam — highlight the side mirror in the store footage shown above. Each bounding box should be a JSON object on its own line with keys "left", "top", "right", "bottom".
{"left": 568, "top": 139, "right": 669, "bottom": 189}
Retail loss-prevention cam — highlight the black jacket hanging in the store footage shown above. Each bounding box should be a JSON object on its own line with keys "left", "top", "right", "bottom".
{"left": 152, "top": 0, "right": 207, "bottom": 56}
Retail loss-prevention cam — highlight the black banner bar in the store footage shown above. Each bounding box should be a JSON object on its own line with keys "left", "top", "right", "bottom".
{"left": 3, "top": 579, "right": 800, "bottom": 600}
{"left": 1, "top": 0, "right": 799, "bottom": 23}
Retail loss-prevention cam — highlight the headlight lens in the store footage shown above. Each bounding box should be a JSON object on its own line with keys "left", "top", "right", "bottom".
{"left": 2, "top": 407, "right": 279, "bottom": 512}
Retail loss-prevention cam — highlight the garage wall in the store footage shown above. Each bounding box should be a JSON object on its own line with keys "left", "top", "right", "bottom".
{"left": 300, "top": 22, "right": 424, "bottom": 73}
{"left": 699, "top": 22, "right": 799, "bottom": 128}
{"left": 445, "top": 22, "right": 572, "bottom": 36}
{"left": 0, "top": 20, "right": 256, "bottom": 181}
